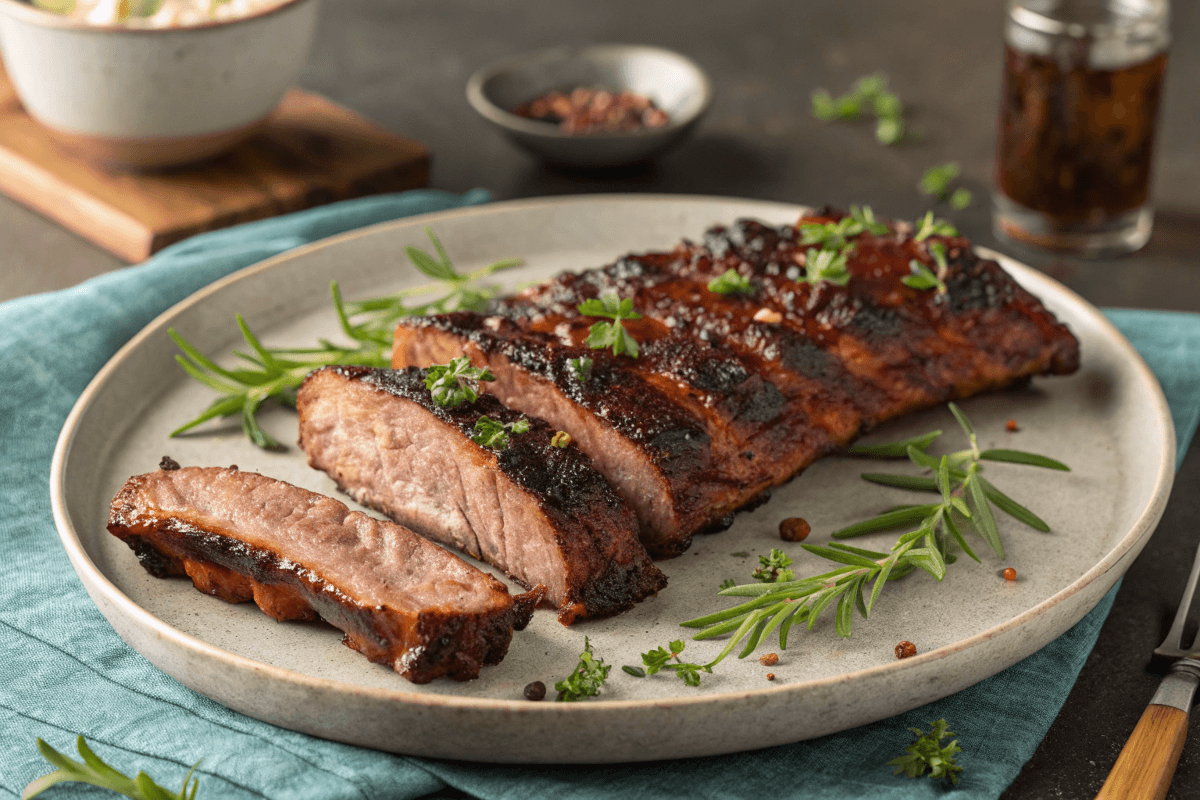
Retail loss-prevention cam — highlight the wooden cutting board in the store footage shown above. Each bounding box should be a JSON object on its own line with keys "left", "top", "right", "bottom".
{"left": 0, "top": 69, "right": 429, "bottom": 262}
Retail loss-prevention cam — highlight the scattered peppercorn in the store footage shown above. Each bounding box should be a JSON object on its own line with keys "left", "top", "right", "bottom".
{"left": 513, "top": 87, "right": 670, "bottom": 134}
{"left": 779, "top": 517, "right": 811, "bottom": 542}
{"left": 159, "top": 456, "right": 181, "bottom": 471}
{"left": 760, "top": 652, "right": 780, "bottom": 666}
{"left": 523, "top": 681, "right": 546, "bottom": 701}
{"left": 895, "top": 641, "right": 917, "bottom": 659}
{"left": 1006, "top": 419, "right": 1019, "bottom": 432}
{"left": 1003, "top": 567, "right": 1017, "bottom": 581}
{"left": 766, "top": 673, "right": 776, "bottom": 681}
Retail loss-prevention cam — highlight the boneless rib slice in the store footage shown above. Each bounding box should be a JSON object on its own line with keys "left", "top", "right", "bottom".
{"left": 107, "top": 464, "right": 542, "bottom": 683}
{"left": 297, "top": 366, "right": 666, "bottom": 624}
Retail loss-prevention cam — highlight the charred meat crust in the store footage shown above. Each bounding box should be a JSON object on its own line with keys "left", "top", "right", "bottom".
{"left": 394, "top": 212, "right": 1080, "bottom": 555}
{"left": 108, "top": 466, "right": 542, "bottom": 683}
{"left": 297, "top": 366, "right": 666, "bottom": 624}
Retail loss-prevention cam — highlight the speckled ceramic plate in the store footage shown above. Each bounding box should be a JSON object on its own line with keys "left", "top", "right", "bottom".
{"left": 50, "top": 195, "right": 1175, "bottom": 763}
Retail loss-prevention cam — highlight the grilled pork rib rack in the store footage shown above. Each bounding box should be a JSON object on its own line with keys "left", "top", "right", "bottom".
{"left": 108, "top": 464, "right": 542, "bottom": 682}
{"left": 297, "top": 365, "right": 666, "bottom": 625}
{"left": 393, "top": 211, "right": 1080, "bottom": 557}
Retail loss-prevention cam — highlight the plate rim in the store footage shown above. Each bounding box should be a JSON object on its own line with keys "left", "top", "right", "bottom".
{"left": 50, "top": 193, "right": 1177, "bottom": 717}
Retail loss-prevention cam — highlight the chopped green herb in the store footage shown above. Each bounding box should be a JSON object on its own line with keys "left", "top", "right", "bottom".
{"left": 950, "top": 188, "right": 973, "bottom": 210}
{"left": 913, "top": 211, "right": 959, "bottom": 242}
{"left": 731, "top": 551, "right": 750, "bottom": 558}
{"left": 471, "top": 415, "right": 529, "bottom": 450}
{"left": 707, "top": 268, "right": 754, "bottom": 295}
{"left": 919, "top": 163, "right": 961, "bottom": 200}
{"left": 23, "top": 736, "right": 201, "bottom": 800}
{"left": 812, "top": 74, "right": 905, "bottom": 145}
{"left": 752, "top": 548, "right": 795, "bottom": 583}
{"left": 567, "top": 356, "right": 593, "bottom": 383}
{"left": 551, "top": 430, "right": 572, "bottom": 448}
{"left": 803, "top": 247, "right": 851, "bottom": 286}
{"left": 888, "top": 719, "right": 963, "bottom": 786}
{"left": 849, "top": 205, "right": 890, "bottom": 235}
{"left": 578, "top": 293, "right": 642, "bottom": 358}
{"left": 555, "top": 637, "right": 611, "bottom": 701}
{"left": 876, "top": 116, "right": 904, "bottom": 145}
{"left": 424, "top": 357, "right": 496, "bottom": 408}
{"left": 719, "top": 578, "right": 737, "bottom": 590}
{"left": 903, "top": 242, "right": 950, "bottom": 293}
{"left": 632, "top": 640, "right": 713, "bottom": 687}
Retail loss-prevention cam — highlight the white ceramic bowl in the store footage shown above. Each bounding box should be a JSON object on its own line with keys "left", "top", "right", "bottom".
{"left": 0, "top": 0, "right": 319, "bottom": 168}
{"left": 466, "top": 44, "right": 713, "bottom": 169}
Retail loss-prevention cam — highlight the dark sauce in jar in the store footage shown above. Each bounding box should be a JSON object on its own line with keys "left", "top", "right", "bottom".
{"left": 996, "top": 44, "right": 1167, "bottom": 225}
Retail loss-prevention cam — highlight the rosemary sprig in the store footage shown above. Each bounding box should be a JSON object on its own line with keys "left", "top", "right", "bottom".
{"left": 680, "top": 403, "right": 1068, "bottom": 662}
{"left": 169, "top": 228, "right": 519, "bottom": 450}
{"left": 24, "top": 736, "right": 200, "bottom": 800}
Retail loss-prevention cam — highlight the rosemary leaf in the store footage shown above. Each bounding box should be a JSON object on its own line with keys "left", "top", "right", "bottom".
{"left": 846, "top": 429, "right": 942, "bottom": 457}
{"left": 978, "top": 449, "right": 1070, "bottom": 471}
{"left": 832, "top": 503, "right": 940, "bottom": 538}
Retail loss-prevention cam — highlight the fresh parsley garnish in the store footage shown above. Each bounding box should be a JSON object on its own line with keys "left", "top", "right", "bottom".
{"left": 424, "top": 357, "right": 496, "bottom": 408}
{"left": 471, "top": 415, "right": 529, "bottom": 449}
{"left": 567, "top": 356, "right": 594, "bottom": 382}
{"left": 169, "top": 227, "right": 519, "bottom": 450}
{"left": 24, "top": 736, "right": 201, "bottom": 800}
{"left": 903, "top": 242, "right": 950, "bottom": 294}
{"left": 811, "top": 74, "right": 905, "bottom": 145}
{"left": 555, "top": 637, "right": 611, "bottom": 701}
{"left": 752, "top": 549, "right": 795, "bottom": 583}
{"left": 802, "top": 247, "right": 851, "bottom": 286}
{"left": 625, "top": 640, "right": 714, "bottom": 686}
{"left": 578, "top": 293, "right": 643, "bottom": 358}
{"left": 888, "top": 719, "right": 963, "bottom": 786}
{"left": 913, "top": 211, "right": 959, "bottom": 242}
{"left": 682, "top": 403, "right": 1069, "bottom": 663}
{"left": 707, "top": 268, "right": 754, "bottom": 295}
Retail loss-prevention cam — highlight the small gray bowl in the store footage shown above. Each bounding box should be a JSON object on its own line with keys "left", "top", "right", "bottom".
{"left": 466, "top": 44, "right": 713, "bottom": 168}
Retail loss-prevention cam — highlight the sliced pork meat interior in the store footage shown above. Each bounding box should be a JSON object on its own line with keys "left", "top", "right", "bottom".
{"left": 392, "top": 209, "right": 1080, "bottom": 557}
{"left": 297, "top": 365, "right": 666, "bottom": 624}
{"left": 108, "top": 464, "right": 542, "bottom": 683}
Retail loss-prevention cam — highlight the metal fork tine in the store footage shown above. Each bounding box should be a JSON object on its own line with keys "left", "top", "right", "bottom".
{"left": 1158, "top": 539, "right": 1200, "bottom": 656}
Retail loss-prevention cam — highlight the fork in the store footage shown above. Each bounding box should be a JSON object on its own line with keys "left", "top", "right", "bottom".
{"left": 1096, "top": 541, "right": 1200, "bottom": 800}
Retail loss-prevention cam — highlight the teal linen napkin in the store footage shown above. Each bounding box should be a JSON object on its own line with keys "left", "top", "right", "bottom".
{"left": 1, "top": 192, "right": 1197, "bottom": 800}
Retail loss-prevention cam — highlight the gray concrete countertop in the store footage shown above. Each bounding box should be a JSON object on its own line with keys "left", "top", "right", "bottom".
{"left": 2, "top": 1, "right": 1197, "bottom": 797}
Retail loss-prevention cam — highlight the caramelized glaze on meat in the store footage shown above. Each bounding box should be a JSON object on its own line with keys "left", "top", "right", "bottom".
{"left": 108, "top": 465, "right": 542, "bottom": 683}
{"left": 393, "top": 211, "right": 1079, "bottom": 556}
{"left": 297, "top": 366, "right": 665, "bottom": 624}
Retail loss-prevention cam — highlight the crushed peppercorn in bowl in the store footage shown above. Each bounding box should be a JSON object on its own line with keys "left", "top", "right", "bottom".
{"left": 466, "top": 43, "right": 713, "bottom": 168}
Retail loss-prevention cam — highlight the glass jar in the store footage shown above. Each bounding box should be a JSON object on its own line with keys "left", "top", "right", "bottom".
{"left": 993, "top": 0, "right": 1170, "bottom": 257}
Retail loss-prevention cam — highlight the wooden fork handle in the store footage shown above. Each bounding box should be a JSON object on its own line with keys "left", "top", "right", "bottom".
{"left": 1095, "top": 703, "right": 1188, "bottom": 800}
